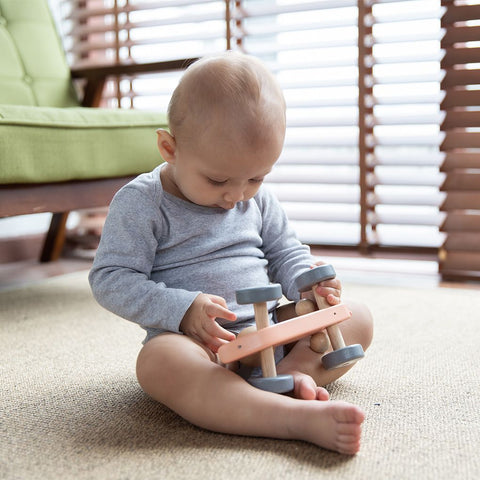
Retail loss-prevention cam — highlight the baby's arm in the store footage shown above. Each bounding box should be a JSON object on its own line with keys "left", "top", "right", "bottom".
{"left": 255, "top": 187, "right": 342, "bottom": 306}
{"left": 180, "top": 293, "right": 236, "bottom": 353}
{"left": 89, "top": 185, "right": 199, "bottom": 334}
{"left": 90, "top": 183, "right": 239, "bottom": 347}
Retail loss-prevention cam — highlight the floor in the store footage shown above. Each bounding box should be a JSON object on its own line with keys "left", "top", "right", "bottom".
{"left": 0, "top": 257, "right": 93, "bottom": 291}
{"left": 1, "top": 241, "right": 478, "bottom": 292}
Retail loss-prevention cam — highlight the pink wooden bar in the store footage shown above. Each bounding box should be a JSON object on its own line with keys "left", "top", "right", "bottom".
{"left": 218, "top": 304, "right": 352, "bottom": 364}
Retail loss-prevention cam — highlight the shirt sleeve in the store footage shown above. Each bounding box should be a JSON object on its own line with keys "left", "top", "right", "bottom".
{"left": 255, "top": 186, "right": 315, "bottom": 301}
{"left": 88, "top": 184, "right": 200, "bottom": 333}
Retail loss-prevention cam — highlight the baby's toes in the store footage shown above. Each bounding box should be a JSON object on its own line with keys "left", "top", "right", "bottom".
{"left": 334, "top": 402, "right": 365, "bottom": 425}
{"left": 315, "top": 387, "right": 330, "bottom": 401}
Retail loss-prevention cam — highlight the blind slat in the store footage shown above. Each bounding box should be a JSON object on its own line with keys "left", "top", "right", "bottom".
{"left": 369, "top": 211, "right": 444, "bottom": 227}
{"left": 442, "top": 69, "right": 480, "bottom": 88}
{"left": 369, "top": 171, "right": 444, "bottom": 187}
{"left": 442, "top": 111, "right": 480, "bottom": 129}
{"left": 442, "top": 25, "right": 480, "bottom": 45}
{"left": 441, "top": 172, "right": 480, "bottom": 191}
{"left": 441, "top": 48, "right": 480, "bottom": 68}
{"left": 443, "top": 233, "right": 480, "bottom": 251}
{"left": 441, "top": 193, "right": 480, "bottom": 210}
{"left": 369, "top": 191, "right": 445, "bottom": 206}
{"left": 441, "top": 153, "right": 480, "bottom": 171}
{"left": 441, "top": 213, "right": 480, "bottom": 232}
{"left": 233, "top": 1, "right": 357, "bottom": 19}
{"left": 441, "top": 90, "right": 480, "bottom": 109}
{"left": 442, "top": 4, "right": 480, "bottom": 23}
{"left": 441, "top": 132, "right": 480, "bottom": 150}
{"left": 268, "top": 166, "right": 358, "bottom": 184}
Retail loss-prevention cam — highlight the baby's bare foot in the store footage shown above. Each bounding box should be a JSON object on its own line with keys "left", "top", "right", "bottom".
{"left": 289, "top": 400, "right": 365, "bottom": 454}
{"left": 289, "top": 370, "right": 329, "bottom": 401}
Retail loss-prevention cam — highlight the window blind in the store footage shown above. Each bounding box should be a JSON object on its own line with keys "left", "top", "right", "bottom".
{"left": 230, "top": 0, "right": 445, "bottom": 250}
{"left": 439, "top": 1, "right": 480, "bottom": 281}
{"left": 360, "top": 0, "right": 445, "bottom": 251}
{"left": 57, "top": 0, "right": 446, "bottom": 254}
{"left": 58, "top": 0, "right": 229, "bottom": 110}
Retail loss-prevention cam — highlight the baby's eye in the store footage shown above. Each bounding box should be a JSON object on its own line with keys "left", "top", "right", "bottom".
{"left": 207, "top": 178, "right": 227, "bottom": 186}
{"left": 249, "top": 178, "right": 264, "bottom": 184}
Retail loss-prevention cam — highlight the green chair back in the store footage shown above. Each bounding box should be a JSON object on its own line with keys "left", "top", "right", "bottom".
{"left": 0, "top": 0, "right": 79, "bottom": 107}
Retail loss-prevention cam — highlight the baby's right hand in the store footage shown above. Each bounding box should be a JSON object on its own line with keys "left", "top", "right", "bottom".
{"left": 180, "top": 293, "right": 237, "bottom": 353}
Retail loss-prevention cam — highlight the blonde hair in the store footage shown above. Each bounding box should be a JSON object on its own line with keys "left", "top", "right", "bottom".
{"left": 168, "top": 51, "right": 286, "bottom": 149}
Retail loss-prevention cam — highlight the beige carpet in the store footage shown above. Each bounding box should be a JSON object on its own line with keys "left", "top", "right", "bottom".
{"left": 1, "top": 271, "right": 479, "bottom": 480}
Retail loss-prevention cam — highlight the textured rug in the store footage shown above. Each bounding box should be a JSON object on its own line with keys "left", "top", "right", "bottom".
{"left": 0, "top": 271, "right": 479, "bottom": 479}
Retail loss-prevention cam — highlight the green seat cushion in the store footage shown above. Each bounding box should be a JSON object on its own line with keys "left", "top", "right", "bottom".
{"left": 0, "top": 105, "right": 167, "bottom": 183}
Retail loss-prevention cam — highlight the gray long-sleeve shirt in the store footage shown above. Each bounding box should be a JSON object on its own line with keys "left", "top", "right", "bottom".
{"left": 89, "top": 165, "right": 314, "bottom": 342}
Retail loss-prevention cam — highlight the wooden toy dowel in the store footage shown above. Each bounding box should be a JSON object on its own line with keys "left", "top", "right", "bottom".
{"left": 253, "top": 302, "right": 277, "bottom": 378}
{"left": 294, "top": 265, "right": 365, "bottom": 370}
{"left": 234, "top": 284, "right": 294, "bottom": 393}
{"left": 313, "top": 288, "right": 346, "bottom": 350}
{"left": 312, "top": 289, "right": 330, "bottom": 310}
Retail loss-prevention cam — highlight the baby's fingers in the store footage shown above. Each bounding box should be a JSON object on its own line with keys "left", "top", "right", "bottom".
{"left": 204, "top": 317, "right": 235, "bottom": 341}
{"left": 315, "top": 279, "right": 342, "bottom": 305}
{"left": 200, "top": 321, "right": 234, "bottom": 352}
{"left": 205, "top": 297, "right": 237, "bottom": 322}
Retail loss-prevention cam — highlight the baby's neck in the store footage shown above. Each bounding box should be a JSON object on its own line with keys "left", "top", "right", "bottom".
{"left": 160, "top": 164, "right": 188, "bottom": 202}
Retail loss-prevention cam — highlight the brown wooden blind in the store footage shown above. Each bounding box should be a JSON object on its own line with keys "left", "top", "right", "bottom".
{"left": 439, "top": 1, "right": 480, "bottom": 280}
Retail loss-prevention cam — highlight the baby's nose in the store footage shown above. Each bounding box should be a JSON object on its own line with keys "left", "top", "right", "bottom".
{"left": 224, "top": 188, "right": 244, "bottom": 203}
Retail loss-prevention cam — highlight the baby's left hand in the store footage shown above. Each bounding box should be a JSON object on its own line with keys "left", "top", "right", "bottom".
{"left": 301, "top": 260, "right": 342, "bottom": 306}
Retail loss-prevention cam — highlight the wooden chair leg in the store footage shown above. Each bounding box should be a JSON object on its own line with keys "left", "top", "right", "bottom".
{"left": 40, "top": 212, "right": 69, "bottom": 262}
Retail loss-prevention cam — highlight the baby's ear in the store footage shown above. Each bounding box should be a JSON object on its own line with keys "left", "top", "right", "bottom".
{"left": 156, "top": 129, "right": 176, "bottom": 163}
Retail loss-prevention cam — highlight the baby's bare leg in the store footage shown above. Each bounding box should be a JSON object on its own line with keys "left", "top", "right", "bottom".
{"left": 277, "top": 299, "right": 373, "bottom": 387}
{"left": 136, "top": 333, "right": 364, "bottom": 454}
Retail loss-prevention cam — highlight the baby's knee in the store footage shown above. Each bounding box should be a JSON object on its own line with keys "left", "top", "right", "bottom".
{"left": 136, "top": 333, "right": 218, "bottom": 395}
{"left": 136, "top": 341, "right": 158, "bottom": 392}
{"left": 345, "top": 299, "right": 374, "bottom": 351}
{"left": 135, "top": 334, "right": 177, "bottom": 392}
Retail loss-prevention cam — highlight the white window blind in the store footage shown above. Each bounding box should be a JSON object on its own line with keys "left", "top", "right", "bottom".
{"left": 57, "top": 0, "right": 446, "bottom": 253}
{"left": 230, "top": 1, "right": 362, "bottom": 246}
{"left": 360, "top": 0, "right": 445, "bottom": 250}
{"left": 57, "top": 0, "right": 229, "bottom": 110}
{"left": 230, "top": 0, "right": 445, "bottom": 250}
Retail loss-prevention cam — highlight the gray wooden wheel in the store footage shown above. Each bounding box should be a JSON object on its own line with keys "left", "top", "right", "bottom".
{"left": 247, "top": 374, "right": 294, "bottom": 393}
{"left": 322, "top": 344, "right": 365, "bottom": 370}
{"left": 295, "top": 264, "right": 336, "bottom": 293}
{"left": 236, "top": 284, "right": 282, "bottom": 305}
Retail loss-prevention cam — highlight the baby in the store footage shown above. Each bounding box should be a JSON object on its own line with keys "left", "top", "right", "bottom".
{"left": 89, "top": 51, "right": 373, "bottom": 455}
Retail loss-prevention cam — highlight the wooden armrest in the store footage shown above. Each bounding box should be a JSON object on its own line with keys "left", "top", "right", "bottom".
{"left": 0, "top": 177, "right": 135, "bottom": 217}
{"left": 70, "top": 58, "right": 198, "bottom": 107}
{"left": 70, "top": 58, "right": 198, "bottom": 80}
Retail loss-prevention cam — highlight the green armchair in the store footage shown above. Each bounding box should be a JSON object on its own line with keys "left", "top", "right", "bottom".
{"left": 0, "top": 0, "right": 195, "bottom": 261}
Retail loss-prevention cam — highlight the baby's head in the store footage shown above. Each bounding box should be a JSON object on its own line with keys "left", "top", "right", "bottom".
{"left": 158, "top": 52, "right": 286, "bottom": 210}
{"left": 168, "top": 51, "right": 286, "bottom": 154}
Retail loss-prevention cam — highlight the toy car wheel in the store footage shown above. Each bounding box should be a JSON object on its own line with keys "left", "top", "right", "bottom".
{"left": 247, "top": 374, "right": 294, "bottom": 393}
{"left": 321, "top": 344, "right": 365, "bottom": 370}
